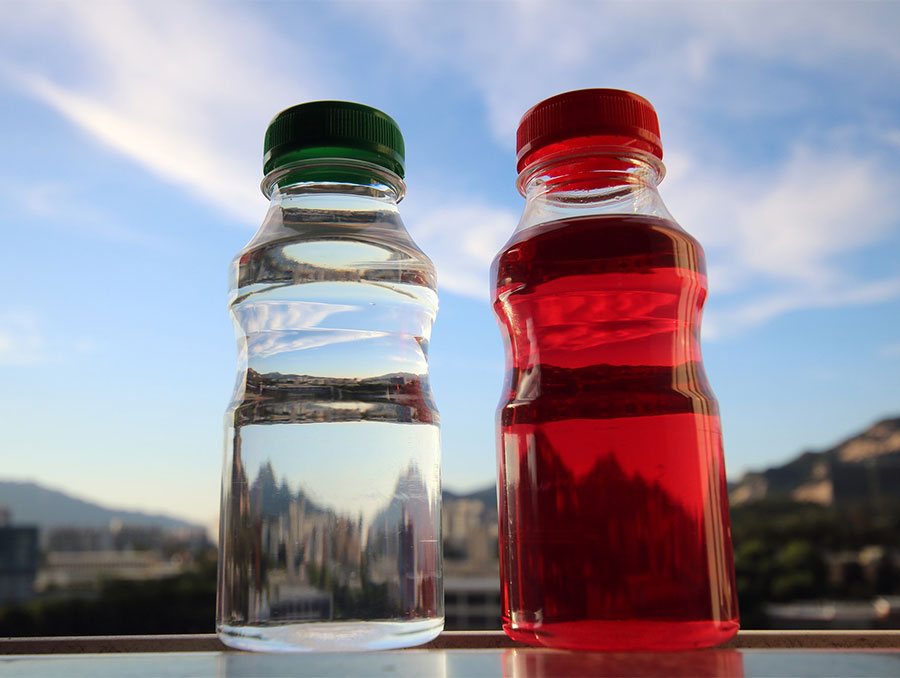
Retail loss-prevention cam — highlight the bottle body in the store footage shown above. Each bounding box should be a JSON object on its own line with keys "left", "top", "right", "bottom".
{"left": 217, "top": 175, "right": 443, "bottom": 652}
{"left": 493, "top": 81, "right": 739, "bottom": 653}
{"left": 493, "top": 210, "right": 738, "bottom": 649}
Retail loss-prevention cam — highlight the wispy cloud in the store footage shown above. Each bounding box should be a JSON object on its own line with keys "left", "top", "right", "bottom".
{"left": 0, "top": 179, "right": 172, "bottom": 249}
{"left": 404, "top": 198, "right": 517, "bottom": 298}
{"left": 3, "top": 1, "right": 899, "bottom": 335}
{"left": 666, "top": 145, "right": 900, "bottom": 337}
{"left": 0, "top": 309, "right": 95, "bottom": 367}
{"left": 11, "top": 70, "right": 259, "bottom": 225}
{"left": 0, "top": 1, "right": 517, "bottom": 300}
{"left": 732, "top": 151, "right": 894, "bottom": 285}
{"left": 345, "top": 1, "right": 900, "bottom": 334}
{"left": 1, "top": 1, "right": 337, "bottom": 226}
{"left": 880, "top": 343, "right": 900, "bottom": 358}
{"left": 342, "top": 1, "right": 900, "bottom": 146}
{"left": 0, "top": 310, "right": 51, "bottom": 366}
{"left": 704, "top": 279, "right": 900, "bottom": 340}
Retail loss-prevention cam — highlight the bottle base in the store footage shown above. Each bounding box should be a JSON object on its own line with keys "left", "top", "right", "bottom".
{"left": 218, "top": 618, "right": 444, "bottom": 653}
{"left": 503, "top": 619, "right": 739, "bottom": 651}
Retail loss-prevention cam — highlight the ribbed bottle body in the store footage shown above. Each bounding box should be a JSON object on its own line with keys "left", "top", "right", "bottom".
{"left": 493, "top": 211, "right": 738, "bottom": 650}
{"left": 217, "top": 193, "right": 443, "bottom": 652}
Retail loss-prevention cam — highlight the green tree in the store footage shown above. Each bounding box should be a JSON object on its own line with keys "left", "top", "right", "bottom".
{"left": 0, "top": 553, "right": 217, "bottom": 637}
{"left": 770, "top": 540, "right": 827, "bottom": 601}
{"left": 733, "top": 538, "right": 775, "bottom": 628}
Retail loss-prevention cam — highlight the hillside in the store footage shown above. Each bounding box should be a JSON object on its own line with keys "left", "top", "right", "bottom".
{"left": 0, "top": 481, "right": 202, "bottom": 531}
{"left": 5, "top": 414, "right": 895, "bottom": 533}
{"left": 443, "top": 417, "right": 900, "bottom": 511}
{"left": 730, "top": 416, "right": 900, "bottom": 506}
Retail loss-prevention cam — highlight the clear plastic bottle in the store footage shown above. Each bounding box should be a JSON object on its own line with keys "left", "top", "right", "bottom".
{"left": 217, "top": 101, "right": 443, "bottom": 652}
{"left": 492, "top": 89, "right": 739, "bottom": 650}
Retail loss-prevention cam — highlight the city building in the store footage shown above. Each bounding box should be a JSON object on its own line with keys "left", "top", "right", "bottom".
{"left": 35, "top": 550, "right": 183, "bottom": 590}
{"left": 0, "top": 509, "right": 39, "bottom": 604}
{"left": 445, "top": 576, "right": 501, "bottom": 630}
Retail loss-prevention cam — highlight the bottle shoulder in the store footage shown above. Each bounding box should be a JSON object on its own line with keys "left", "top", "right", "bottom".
{"left": 244, "top": 203, "right": 427, "bottom": 255}
{"left": 494, "top": 213, "right": 705, "bottom": 279}
{"left": 232, "top": 205, "right": 437, "bottom": 296}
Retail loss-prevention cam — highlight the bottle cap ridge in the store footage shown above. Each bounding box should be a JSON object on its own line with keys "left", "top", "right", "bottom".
{"left": 516, "top": 89, "right": 662, "bottom": 173}
{"left": 263, "top": 101, "right": 405, "bottom": 178}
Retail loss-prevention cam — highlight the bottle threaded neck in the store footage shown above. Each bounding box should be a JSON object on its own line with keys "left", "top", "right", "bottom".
{"left": 517, "top": 146, "right": 664, "bottom": 198}
{"left": 261, "top": 158, "right": 406, "bottom": 201}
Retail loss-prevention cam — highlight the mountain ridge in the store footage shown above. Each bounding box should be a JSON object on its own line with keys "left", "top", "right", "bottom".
{"left": 729, "top": 415, "right": 900, "bottom": 505}
{"left": 5, "top": 414, "right": 896, "bottom": 531}
{"left": 444, "top": 416, "right": 900, "bottom": 510}
{"left": 0, "top": 480, "right": 203, "bottom": 531}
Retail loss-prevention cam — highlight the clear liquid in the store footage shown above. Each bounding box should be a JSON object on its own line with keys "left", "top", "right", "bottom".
{"left": 218, "top": 199, "right": 443, "bottom": 652}
{"left": 219, "top": 421, "right": 442, "bottom": 651}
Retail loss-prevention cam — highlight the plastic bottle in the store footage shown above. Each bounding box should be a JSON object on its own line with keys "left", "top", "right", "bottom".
{"left": 491, "top": 89, "right": 739, "bottom": 650}
{"left": 217, "top": 101, "right": 443, "bottom": 652}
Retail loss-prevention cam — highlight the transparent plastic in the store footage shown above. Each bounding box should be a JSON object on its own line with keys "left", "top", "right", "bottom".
{"left": 217, "top": 159, "right": 443, "bottom": 652}
{"left": 491, "top": 145, "right": 739, "bottom": 650}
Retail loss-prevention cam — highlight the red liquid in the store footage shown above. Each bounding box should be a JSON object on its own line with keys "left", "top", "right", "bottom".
{"left": 492, "top": 214, "right": 738, "bottom": 650}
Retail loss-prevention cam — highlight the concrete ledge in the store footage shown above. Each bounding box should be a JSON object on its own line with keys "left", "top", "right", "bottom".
{"left": 0, "top": 634, "right": 225, "bottom": 655}
{"left": 2, "top": 630, "right": 899, "bottom": 654}
{"left": 723, "top": 630, "right": 900, "bottom": 649}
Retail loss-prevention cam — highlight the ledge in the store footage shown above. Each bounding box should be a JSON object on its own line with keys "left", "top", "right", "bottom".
{"left": 2, "top": 632, "right": 899, "bottom": 678}
{"left": 2, "top": 630, "right": 900, "bottom": 654}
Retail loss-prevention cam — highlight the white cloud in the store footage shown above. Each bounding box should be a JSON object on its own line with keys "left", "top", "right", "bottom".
{"left": 341, "top": 2, "right": 900, "bottom": 147}
{"left": 734, "top": 151, "right": 894, "bottom": 285}
{"left": 412, "top": 146, "right": 900, "bottom": 336}
{"left": 1, "top": 1, "right": 337, "bottom": 226}
{"left": 4, "top": 1, "right": 899, "bottom": 335}
{"left": 688, "top": 2, "right": 900, "bottom": 69}
{"left": 704, "top": 278, "right": 900, "bottom": 340}
{"left": 668, "top": 145, "right": 900, "bottom": 337}
{"left": 0, "top": 310, "right": 93, "bottom": 366}
{"left": 0, "top": 311, "right": 49, "bottom": 365}
{"left": 880, "top": 343, "right": 900, "bottom": 358}
{"left": 15, "top": 71, "right": 260, "bottom": 224}
{"left": 0, "top": 179, "right": 172, "bottom": 248}
{"left": 346, "top": 1, "right": 900, "bottom": 333}
{"left": 404, "top": 199, "right": 517, "bottom": 298}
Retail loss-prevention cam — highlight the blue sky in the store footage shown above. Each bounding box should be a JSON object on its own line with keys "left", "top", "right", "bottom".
{"left": 1, "top": 1, "right": 899, "bottom": 533}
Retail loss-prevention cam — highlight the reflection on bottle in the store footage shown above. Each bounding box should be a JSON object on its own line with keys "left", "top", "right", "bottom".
{"left": 494, "top": 88, "right": 740, "bottom": 649}
{"left": 500, "top": 414, "right": 738, "bottom": 648}
{"left": 236, "top": 369, "right": 438, "bottom": 425}
{"left": 218, "top": 99, "right": 443, "bottom": 651}
{"left": 219, "top": 442, "right": 441, "bottom": 629}
{"left": 502, "top": 647, "right": 745, "bottom": 678}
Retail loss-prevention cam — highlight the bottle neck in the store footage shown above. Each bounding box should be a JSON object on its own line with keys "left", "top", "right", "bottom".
{"left": 262, "top": 158, "right": 406, "bottom": 209}
{"left": 516, "top": 146, "right": 671, "bottom": 227}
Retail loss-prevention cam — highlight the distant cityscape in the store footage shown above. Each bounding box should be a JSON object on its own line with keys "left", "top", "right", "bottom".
{"left": 0, "top": 482, "right": 499, "bottom": 631}
{"left": 0, "top": 502, "right": 210, "bottom": 605}
{"left": 1, "top": 415, "right": 899, "bottom": 633}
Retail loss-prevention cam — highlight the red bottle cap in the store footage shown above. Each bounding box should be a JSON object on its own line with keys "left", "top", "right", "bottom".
{"left": 516, "top": 89, "right": 663, "bottom": 173}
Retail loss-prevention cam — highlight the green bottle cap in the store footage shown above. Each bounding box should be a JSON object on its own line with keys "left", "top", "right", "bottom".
{"left": 263, "top": 101, "right": 405, "bottom": 178}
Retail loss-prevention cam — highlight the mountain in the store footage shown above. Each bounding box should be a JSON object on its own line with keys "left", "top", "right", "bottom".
{"left": 8, "top": 413, "right": 894, "bottom": 535}
{"left": 444, "top": 416, "right": 900, "bottom": 511}
{"left": 729, "top": 416, "right": 900, "bottom": 506}
{"left": 0, "top": 481, "right": 203, "bottom": 531}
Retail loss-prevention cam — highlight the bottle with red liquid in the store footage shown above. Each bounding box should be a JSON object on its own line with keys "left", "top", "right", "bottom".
{"left": 492, "top": 89, "right": 739, "bottom": 650}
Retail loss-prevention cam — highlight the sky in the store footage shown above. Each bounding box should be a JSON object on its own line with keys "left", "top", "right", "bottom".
{"left": 1, "top": 1, "right": 899, "bottom": 534}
